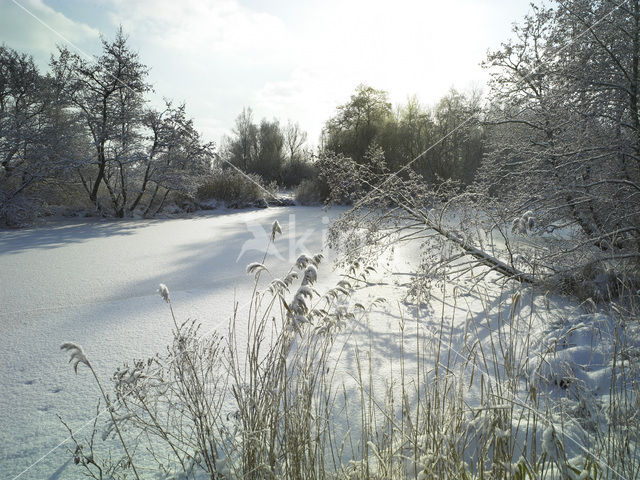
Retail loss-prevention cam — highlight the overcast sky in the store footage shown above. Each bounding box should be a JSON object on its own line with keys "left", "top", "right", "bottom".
{"left": 0, "top": 0, "right": 533, "bottom": 146}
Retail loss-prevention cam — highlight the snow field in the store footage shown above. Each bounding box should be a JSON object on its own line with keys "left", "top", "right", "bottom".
{"left": 0, "top": 207, "right": 343, "bottom": 479}
{"left": 0, "top": 206, "right": 637, "bottom": 479}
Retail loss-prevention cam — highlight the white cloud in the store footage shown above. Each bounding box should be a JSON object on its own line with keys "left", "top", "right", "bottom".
{"left": 0, "top": 0, "right": 99, "bottom": 60}
{"left": 105, "top": 0, "right": 289, "bottom": 65}
{"left": 255, "top": 67, "right": 341, "bottom": 143}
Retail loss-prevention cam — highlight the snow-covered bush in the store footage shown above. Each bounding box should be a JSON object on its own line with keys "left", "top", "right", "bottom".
{"left": 478, "top": 0, "right": 640, "bottom": 301}
{"left": 196, "top": 168, "right": 274, "bottom": 207}
{"left": 0, "top": 194, "right": 38, "bottom": 227}
{"left": 294, "top": 177, "right": 328, "bottom": 205}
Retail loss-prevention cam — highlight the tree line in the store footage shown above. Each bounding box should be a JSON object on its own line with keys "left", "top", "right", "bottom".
{"left": 0, "top": 28, "right": 486, "bottom": 225}
{"left": 0, "top": 28, "right": 212, "bottom": 224}
{"left": 220, "top": 85, "right": 484, "bottom": 199}
{"left": 219, "top": 108, "right": 314, "bottom": 187}
{"left": 2, "top": 0, "right": 639, "bottom": 269}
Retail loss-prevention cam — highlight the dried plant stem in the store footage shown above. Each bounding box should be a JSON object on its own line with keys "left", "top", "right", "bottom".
{"left": 87, "top": 363, "right": 141, "bottom": 480}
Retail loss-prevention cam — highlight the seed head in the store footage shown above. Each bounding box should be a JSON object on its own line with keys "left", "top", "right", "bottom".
{"left": 246, "top": 262, "right": 268, "bottom": 277}
{"left": 511, "top": 218, "right": 521, "bottom": 234}
{"left": 527, "top": 216, "right": 535, "bottom": 230}
{"left": 296, "top": 254, "right": 312, "bottom": 269}
{"left": 268, "top": 278, "right": 288, "bottom": 294}
{"left": 302, "top": 264, "right": 318, "bottom": 285}
{"left": 283, "top": 271, "right": 299, "bottom": 286}
{"left": 296, "top": 285, "right": 315, "bottom": 299}
{"left": 61, "top": 342, "right": 90, "bottom": 374}
{"left": 271, "top": 220, "right": 282, "bottom": 240}
{"left": 158, "top": 284, "right": 170, "bottom": 303}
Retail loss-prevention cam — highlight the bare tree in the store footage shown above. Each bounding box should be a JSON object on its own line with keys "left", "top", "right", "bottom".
{"left": 135, "top": 101, "right": 213, "bottom": 216}
{"left": 50, "top": 29, "right": 211, "bottom": 217}
{"left": 52, "top": 28, "right": 150, "bottom": 216}
{"left": 477, "top": 0, "right": 640, "bottom": 291}
{"left": 284, "top": 120, "right": 307, "bottom": 163}
{"left": 0, "top": 45, "right": 81, "bottom": 224}
{"left": 226, "top": 107, "right": 258, "bottom": 172}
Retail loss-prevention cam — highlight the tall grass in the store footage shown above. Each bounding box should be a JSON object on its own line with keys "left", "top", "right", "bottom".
{"left": 61, "top": 232, "right": 640, "bottom": 479}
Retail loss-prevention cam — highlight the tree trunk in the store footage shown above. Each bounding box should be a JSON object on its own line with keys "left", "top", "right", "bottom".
{"left": 416, "top": 209, "right": 537, "bottom": 284}
{"left": 90, "top": 143, "right": 106, "bottom": 205}
{"left": 392, "top": 191, "right": 537, "bottom": 284}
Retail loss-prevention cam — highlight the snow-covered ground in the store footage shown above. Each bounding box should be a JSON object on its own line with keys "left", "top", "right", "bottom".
{"left": 1, "top": 206, "right": 635, "bottom": 479}
{"left": 0, "top": 206, "right": 344, "bottom": 480}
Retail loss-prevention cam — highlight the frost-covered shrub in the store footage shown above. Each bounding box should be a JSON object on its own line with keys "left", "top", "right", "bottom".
{"left": 280, "top": 157, "right": 316, "bottom": 188}
{"left": 196, "top": 169, "right": 271, "bottom": 205}
{"left": 0, "top": 194, "right": 41, "bottom": 227}
{"left": 548, "top": 260, "right": 640, "bottom": 302}
{"left": 294, "top": 177, "right": 328, "bottom": 205}
{"left": 511, "top": 210, "right": 536, "bottom": 235}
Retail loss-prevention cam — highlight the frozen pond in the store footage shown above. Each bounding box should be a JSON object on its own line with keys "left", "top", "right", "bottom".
{"left": 1, "top": 205, "right": 623, "bottom": 479}
{"left": 0, "top": 206, "right": 342, "bottom": 480}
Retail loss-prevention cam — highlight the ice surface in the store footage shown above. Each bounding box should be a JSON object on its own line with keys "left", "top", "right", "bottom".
{"left": 0, "top": 206, "right": 631, "bottom": 479}
{"left": 0, "top": 207, "right": 343, "bottom": 479}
